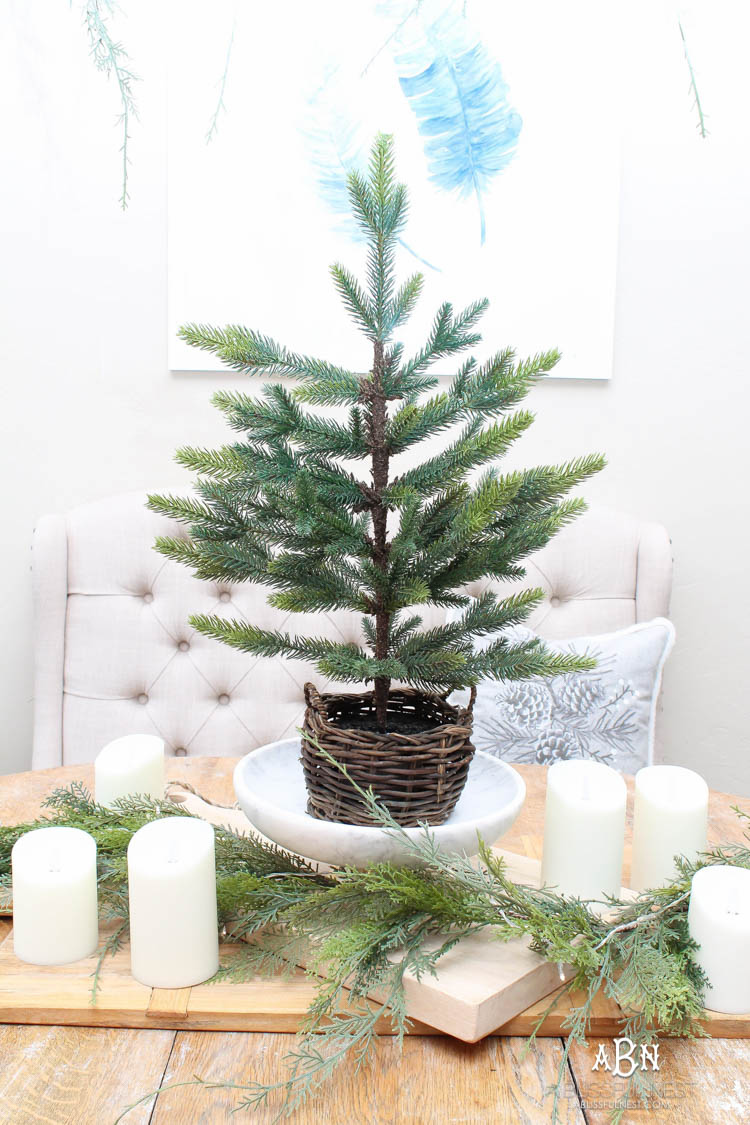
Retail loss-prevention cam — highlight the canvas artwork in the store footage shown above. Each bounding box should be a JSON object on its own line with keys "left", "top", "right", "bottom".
{"left": 167, "top": 0, "right": 620, "bottom": 378}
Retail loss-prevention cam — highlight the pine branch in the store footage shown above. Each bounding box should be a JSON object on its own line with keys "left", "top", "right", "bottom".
{"left": 266, "top": 554, "right": 371, "bottom": 615}
{"left": 397, "top": 590, "right": 544, "bottom": 660}
{"left": 292, "top": 374, "right": 367, "bottom": 408}
{"left": 499, "top": 456, "right": 607, "bottom": 516}
{"left": 391, "top": 298, "right": 489, "bottom": 390}
{"left": 385, "top": 273, "right": 424, "bottom": 334}
{"left": 679, "top": 18, "right": 708, "bottom": 139}
{"left": 467, "top": 637, "right": 595, "bottom": 682}
{"left": 385, "top": 348, "right": 552, "bottom": 456}
{"left": 205, "top": 22, "right": 236, "bottom": 144}
{"left": 330, "top": 264, "right": 378, "bottom": 338}
{"left": 83, "top": 0, "right": 139, "bottom": 209}
{"left": 172, "top": 445, "right": 247, "bottom": 481}
{"left": 388, "top": 412, "right": 534, "bottom": 500}
{"left": 147, "top": 493, "right": 222, "bottom": 527}
{"left": 178, "top": 323, "right": 361, "bottom": 396}
{"left": 188, "top": 616, "right": 405, "bottom": 684}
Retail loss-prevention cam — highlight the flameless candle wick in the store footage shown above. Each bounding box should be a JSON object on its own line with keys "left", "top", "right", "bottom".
{"left": 580, "top": 775, "right": 592, "bottom": 801}
{"left": 726, "top": 890, "right": 741, "bottom": 917}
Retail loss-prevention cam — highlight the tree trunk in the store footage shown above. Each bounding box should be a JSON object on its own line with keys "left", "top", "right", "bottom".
{"left": 370, "top": 338, "right": 391, "bottom": 731}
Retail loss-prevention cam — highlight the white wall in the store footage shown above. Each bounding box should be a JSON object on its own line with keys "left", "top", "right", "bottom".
{"left": 1, "top": 2, "right": 749, "bottom": 791}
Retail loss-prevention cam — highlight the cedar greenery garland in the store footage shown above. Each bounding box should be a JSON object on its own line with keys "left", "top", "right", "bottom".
{"left": 2, "top": 775, "right": 746, "bottom": 1124}
{"left": 148, "top": 133, "right": 604, "bottom": 735}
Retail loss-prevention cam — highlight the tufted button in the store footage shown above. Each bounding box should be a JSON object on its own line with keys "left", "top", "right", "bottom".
{"left": 219, "top": 591, "right": 231, "bottom": 603}
{"left": 137, "top": 693, "right": 149, "bottom": 705}
{"left": 178, "top": 640, "right": 190, "bottom": 652}
{"left": 550, "top": 596, "right": 561, "bottom": 608}
{"left": 174, "top": 746, "right": 187, "bottom": 757}
{"left": 218, "top": 693, "right": 230, "bottom": 705}
{"left": 142, "top": 592, "right": 154, "bottom": 604}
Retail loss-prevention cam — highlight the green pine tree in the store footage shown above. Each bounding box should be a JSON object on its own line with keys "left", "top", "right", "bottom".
{"left": 149, "top": 134, "right": 604, "bottom": 732}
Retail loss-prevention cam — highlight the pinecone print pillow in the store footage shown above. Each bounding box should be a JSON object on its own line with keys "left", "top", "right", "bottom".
{"left": 450, "top": 618, "right": 675, "bottom": 773}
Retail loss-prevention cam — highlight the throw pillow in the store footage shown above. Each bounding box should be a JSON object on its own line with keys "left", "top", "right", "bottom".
{"left": 449, "top": 617, "right": 675, "bottom": 773}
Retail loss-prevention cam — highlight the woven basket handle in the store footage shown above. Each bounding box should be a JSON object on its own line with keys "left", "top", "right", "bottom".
{"left": 461, "top": 684, "right": 477, "bottom": 721}
{"left": 304, "top": 682, "right": 328, "bottom": 719}
{"left": 304, "top": 682, "right": 319, "bottom": 707}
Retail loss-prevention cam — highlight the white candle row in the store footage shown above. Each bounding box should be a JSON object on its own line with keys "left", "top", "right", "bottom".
{"left": 541, "top": 759, "right": 750, "bottom": 1014}
{"left": 12, "top": 733, "right": 218, "bottom": 987}
{"left": 12, "top": 817, "right": 219, "bottom": 986}
{"left": 541, "top": 760, "right": 709, "bottom": 903}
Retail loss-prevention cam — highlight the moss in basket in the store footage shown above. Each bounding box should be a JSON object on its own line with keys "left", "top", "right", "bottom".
{"left": 334, "top": 710, "right": 435, "bottom": 737}
{"left": 148, "top": 134, "right": 603, "bottom": 768}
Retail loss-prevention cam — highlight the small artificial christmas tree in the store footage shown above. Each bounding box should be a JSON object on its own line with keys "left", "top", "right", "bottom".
{"left": 149, "top": 134, "right": 604, "bottom": 824}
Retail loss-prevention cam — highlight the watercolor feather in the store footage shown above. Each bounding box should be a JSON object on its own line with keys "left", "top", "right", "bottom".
{"left": 384, "top": 0, "right": 522, "bottom": 244}
{"left": 302, "top": 67, "right": 440, "bottom": 270}
{"left": 303, "top": 69, "right": 371, "bottom": 238}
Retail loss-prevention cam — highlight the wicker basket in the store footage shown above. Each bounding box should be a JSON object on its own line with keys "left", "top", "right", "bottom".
{"left": 301, "top": 682, "right": 477, "bottom": 827}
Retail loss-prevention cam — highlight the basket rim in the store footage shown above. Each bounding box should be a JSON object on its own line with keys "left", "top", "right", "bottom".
{"left": 303, "top": 682, "right": 476, "bottom": 744}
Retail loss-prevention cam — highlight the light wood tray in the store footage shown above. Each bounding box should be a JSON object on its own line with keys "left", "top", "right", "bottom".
{"left": 0, "top": 848, "right": 572, "bottom": 1042}
{"left": 2, "top": 794, "right": 748, "bottom": 1042}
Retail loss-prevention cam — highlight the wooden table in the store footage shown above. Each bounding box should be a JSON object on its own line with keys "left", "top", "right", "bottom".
{"left": 1, "top": 760, "right": 749, "bottom": 1125}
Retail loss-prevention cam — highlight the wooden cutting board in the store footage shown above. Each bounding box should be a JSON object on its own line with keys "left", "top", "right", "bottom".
{"left": 1, "top": 917, "right": 747, "bottom": 1039}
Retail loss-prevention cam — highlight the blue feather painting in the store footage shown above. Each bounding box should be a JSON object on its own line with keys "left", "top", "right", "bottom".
{"left": 303, "top": 2, "right": 521, "bottom": 248}
{"left": 380, "top": 0, "right": 522, "bottom": 244}
{"left": 168, "top": 0, "right": 620, "bottom": 379}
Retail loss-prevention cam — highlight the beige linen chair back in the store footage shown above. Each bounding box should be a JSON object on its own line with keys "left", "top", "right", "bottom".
{"left": 31, "top": 493, "right": 672, "bottom": 768}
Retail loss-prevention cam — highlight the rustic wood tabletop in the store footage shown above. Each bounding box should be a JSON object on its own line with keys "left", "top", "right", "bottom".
{"left": 1, "top": 758, "right": 749, "bottom": 1125}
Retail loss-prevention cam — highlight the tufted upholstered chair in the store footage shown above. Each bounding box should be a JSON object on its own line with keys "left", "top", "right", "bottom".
{"left": 31, "top": 493, "right": 672, "bottom": 769}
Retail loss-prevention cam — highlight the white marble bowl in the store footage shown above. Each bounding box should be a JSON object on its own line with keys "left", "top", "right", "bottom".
{"left": 233, "top": 738, "right": 526, "bottom": 868}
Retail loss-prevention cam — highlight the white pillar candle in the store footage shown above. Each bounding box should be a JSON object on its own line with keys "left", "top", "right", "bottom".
{"left": 127, "top": 817, "right": 219, "bottom": 987}
{"left": 12, "top": 827, "right": 98, "bottom": 965}
{"left": 541, "top": 760, "right": 626, "bottom": 902}
{"left": 630, "top": 765, "right": 708, "bottom": 892}
{"left": 688, "top": 865, "right": 750, "bottom": 1013}
{"left": 95, "top": 734, "right": 165, "bottom": 808}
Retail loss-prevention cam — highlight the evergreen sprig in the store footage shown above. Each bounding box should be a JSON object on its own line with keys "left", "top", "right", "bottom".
{"left": 4, "top": 781, "right": 750, "bottom": 1124}
{"left": 82, "top": 0, "right": 139, "bottom": 209}
{"left": 149, "top": 134, "right": 605, "bottom": 731}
